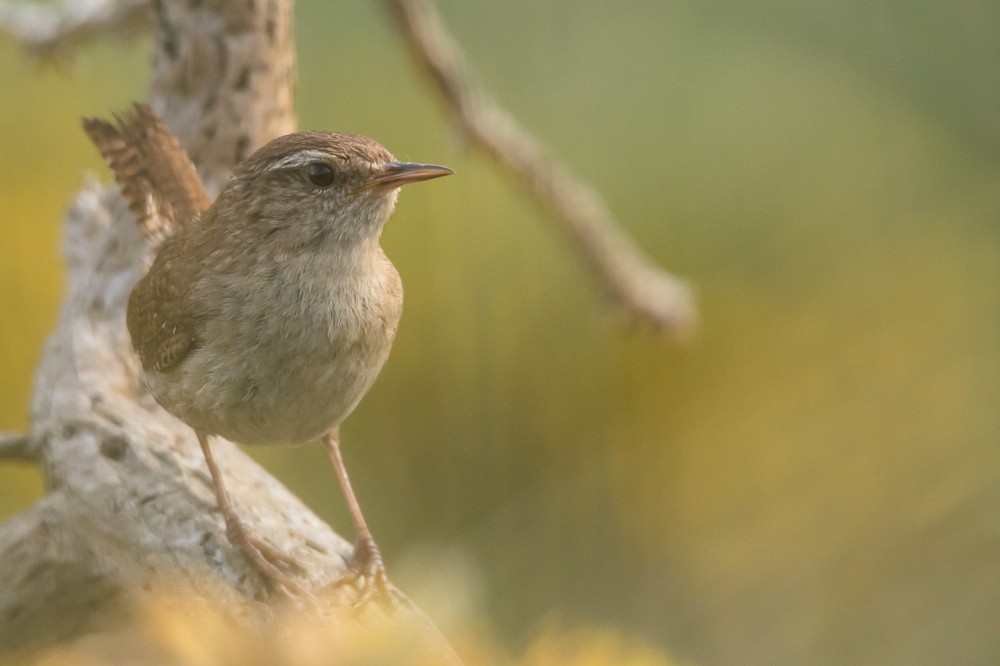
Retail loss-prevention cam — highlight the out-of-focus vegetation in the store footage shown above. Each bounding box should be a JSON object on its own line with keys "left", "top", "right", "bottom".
{"left": 1, "top": 2, "right": 998, "bottom": 664}
{"left": 8, "top": 587, "right": 679, "bottom": 666}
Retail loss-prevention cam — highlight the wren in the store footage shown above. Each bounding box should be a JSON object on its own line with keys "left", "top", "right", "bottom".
{"left": 83, "top": 104, "right": 452, "bottom": 599}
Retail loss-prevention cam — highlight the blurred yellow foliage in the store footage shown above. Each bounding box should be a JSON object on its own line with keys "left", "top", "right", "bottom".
{"left": 10, "top": 591, "right": 678, "bottom": 666}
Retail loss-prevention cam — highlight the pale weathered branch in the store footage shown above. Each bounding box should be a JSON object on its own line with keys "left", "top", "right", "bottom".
{"left": 0, "top": 0, "right": 150, "bottom": 59}
{"left": 147, "top": 0, "right": 296, "bottom": 195}
{"left": 384, "top": 0, "right": 697, "bottom": 336}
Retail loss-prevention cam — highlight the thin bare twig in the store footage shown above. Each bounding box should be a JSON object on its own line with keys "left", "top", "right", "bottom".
{"left": 0, "top": 432, "right": 35, "bottom": 462}
{"left": 384, "top": 0, "right": 696, "bottom": 336}
{"left": 0, "top": 0, "right": 150, "bottom": 60}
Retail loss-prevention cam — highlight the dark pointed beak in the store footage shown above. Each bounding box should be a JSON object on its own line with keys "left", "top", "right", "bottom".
{"left": 368, "top": 162, "right": 454, "bottom": 191}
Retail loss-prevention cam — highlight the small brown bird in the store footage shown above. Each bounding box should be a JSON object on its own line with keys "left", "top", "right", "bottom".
{"left": 83, "top": 104, "right": 452, "bottom": 598}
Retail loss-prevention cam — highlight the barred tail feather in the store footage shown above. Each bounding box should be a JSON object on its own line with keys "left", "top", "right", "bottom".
{"left": 83, "top": 103, "right": 211, "bottom": 242}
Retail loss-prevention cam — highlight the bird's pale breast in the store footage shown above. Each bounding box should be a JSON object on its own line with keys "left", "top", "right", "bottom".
{"left": 141, "top": 247, "right": 403, "bottom": 447}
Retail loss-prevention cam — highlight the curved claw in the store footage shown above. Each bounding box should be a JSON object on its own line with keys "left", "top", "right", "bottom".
{"left": 225, "top": 517, "right": 307, "bottom": 597}
{"left": 331, "top": 535, "right": 397, "bottom": 611}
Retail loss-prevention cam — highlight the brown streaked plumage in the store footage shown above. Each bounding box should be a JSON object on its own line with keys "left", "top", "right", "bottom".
{"left": 84, "top": 103, "right": 452, "bottom": 601}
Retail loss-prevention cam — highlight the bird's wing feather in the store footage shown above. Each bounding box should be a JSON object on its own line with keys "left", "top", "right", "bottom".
{"left": 126, "top": 238, "right": 200, "bottom": 373}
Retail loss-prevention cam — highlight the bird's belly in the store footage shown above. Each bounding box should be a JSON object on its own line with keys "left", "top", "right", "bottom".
{"left": 146, "top": 331, "right": 392, "bottom": 447}
{"left": 141, "top": 249, "right": 403, "bottom": 447}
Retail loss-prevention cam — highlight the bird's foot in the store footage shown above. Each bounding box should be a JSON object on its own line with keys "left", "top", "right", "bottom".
{"left": 330, "top": 534, "right": 396, "bottom": 611}
{"left": 224, "top": 516, "right": 307, "bottom": 597}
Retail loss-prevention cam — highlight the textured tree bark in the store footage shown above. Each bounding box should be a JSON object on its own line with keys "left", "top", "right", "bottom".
{"left": 147, "top": 0, "right": 296, "bottom": 194}
{"left": 0, "top": 0, "right": 452, "bottom": 658}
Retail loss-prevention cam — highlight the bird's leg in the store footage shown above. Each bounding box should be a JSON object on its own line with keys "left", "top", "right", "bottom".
{"left": 196, "top": 431, "right": 305, "bottom": 596}
{"left": 322, "top": 426, "right": 393, "bottom": 607}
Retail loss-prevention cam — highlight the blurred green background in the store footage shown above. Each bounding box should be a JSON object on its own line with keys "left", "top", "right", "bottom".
{"left": 2, "top": 1, "right": 999, "bottom": 664}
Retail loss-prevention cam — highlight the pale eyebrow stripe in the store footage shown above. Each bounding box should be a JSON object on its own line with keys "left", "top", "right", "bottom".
{"left": 265, "top": 150, "right": 332, "bottom": 171}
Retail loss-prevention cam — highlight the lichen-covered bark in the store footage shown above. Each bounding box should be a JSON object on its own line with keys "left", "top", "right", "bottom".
{"left": 148, "top": 0, "right": 296, "bottom": 195}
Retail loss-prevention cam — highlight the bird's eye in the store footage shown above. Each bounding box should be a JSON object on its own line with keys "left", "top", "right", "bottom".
{"left": 305, "top": 162, "right": 335, "bottom": 188}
